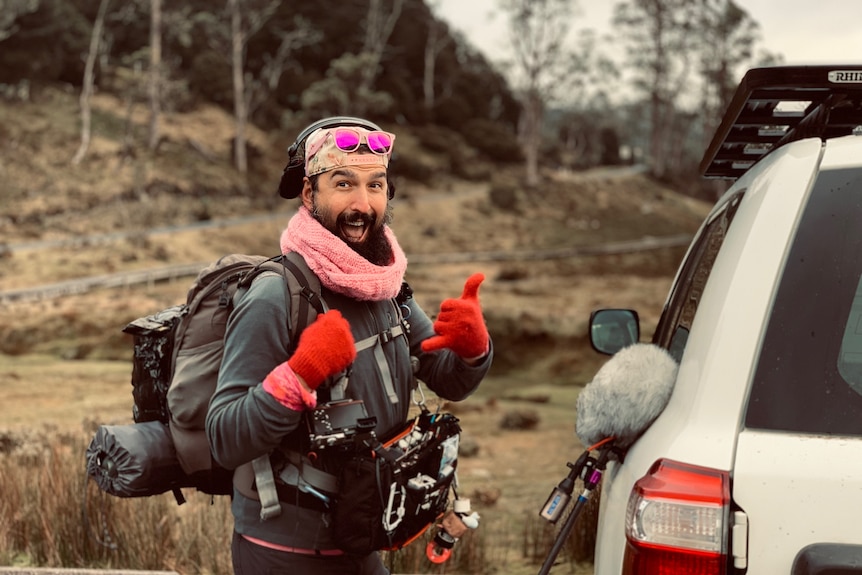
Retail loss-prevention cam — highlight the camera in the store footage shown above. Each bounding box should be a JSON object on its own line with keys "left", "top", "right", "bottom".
{"left": 307, "top": 400, "right": 377, "bottom": 450}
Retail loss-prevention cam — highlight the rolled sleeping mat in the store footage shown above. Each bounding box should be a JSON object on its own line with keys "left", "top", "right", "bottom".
{"left": 86, "top": 421, "right": 188, "bottom": 497}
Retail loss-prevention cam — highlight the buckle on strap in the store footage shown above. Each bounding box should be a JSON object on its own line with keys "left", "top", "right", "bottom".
{"left": 380, "top": 324, "right": 404, "bottom": 344}
{"left": 350, "top": 323, "right": 405, "bottom": 405}
{"left": 354, "top": 324, "right": 404, "bottom": 351}
{"left": 236, "top": 454, "right": 336, "bottom": 519}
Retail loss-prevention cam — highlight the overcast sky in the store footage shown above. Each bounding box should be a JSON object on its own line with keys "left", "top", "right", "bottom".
{"left": 434, "top": 0, "right": 861, "bottom": 73}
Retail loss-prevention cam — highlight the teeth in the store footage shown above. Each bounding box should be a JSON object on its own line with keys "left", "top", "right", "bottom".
{"left": 341, "top": 220, "right": 366, "bottom": 242}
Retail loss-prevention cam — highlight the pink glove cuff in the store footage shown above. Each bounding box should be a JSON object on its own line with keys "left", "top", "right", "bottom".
{"left": 262, "top": 362, "right": 318, "bottom": 411}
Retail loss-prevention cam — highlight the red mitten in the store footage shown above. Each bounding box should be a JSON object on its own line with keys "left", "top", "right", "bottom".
{"left": 287, "top": 309, "right": 356, "bottom": 390}
{"left": 421, "top": 273, "right": 489, "bottom": 359}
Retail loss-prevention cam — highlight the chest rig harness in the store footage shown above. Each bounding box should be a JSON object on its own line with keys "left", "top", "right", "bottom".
{"left": 234, "top": 259, "right": 418, "bottom": 521}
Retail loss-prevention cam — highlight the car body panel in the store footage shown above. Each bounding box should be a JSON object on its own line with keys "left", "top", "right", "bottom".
{"left": 732, "top": 431, "right": 862, "bottom": 573}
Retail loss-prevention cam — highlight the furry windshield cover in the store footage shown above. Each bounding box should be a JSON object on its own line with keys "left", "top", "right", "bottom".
{"left": 576, "top": 343, "right": 678, "bottom": 449}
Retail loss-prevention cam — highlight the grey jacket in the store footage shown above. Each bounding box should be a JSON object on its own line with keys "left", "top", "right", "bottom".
{"left": 206, "top": 272, "right": 492, "bottom": 549}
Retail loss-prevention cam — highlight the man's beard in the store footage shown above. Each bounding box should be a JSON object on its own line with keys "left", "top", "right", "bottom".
{"left": 311, "top": 201, "right": 394, "bottom": 266}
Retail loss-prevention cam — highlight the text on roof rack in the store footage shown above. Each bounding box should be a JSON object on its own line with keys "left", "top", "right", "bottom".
{"left": 828, "top": 71, "right": 862, "bottom": 83}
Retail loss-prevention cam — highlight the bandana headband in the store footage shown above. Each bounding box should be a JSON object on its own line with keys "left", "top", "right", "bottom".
{"left": 304, "top": 127, "right": 394, "bottom": 177}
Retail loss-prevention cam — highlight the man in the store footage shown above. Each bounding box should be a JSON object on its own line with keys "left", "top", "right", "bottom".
{"left": 206, "top": 116, "right": 493, "bottom": 574}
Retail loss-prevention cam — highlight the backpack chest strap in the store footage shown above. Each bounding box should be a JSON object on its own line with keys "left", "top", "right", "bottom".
{"left": 330, "top": 324, "right": 405, "bottom": 404}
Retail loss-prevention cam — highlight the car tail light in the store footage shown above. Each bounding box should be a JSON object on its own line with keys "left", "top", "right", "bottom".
{"left": 622, "top": 459, "right": 731, "bottom": 575}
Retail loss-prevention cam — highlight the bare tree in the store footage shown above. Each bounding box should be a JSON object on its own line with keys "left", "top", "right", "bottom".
{"left": 199, "top": 1, "right": 315, "bottom": 172}
{"left": 697, "top": 0, "right": 759, "bottom": 145}
{"left": 222, "top": 0, "right": 281, "bottom": 174}
{"left": 423, "top": 6, "right": 451, "bottom": 119}
{"left": 228, "top": 0, "right": 248, "bottom": 173}
{"left": 246, "top": 17, "right": 321, "bottom": 121}
{"left": 502, "top": 0, "right": 578, "bottom": 187}
{"left": 302, "top": 52, "right": 394, "bottom": 118}
{"left": 614, "top": 0, "right": 701, "bottom": 179}
{"left": 72, "top": 0, "right": 111, "bottom": 165}
{"left": 300, "top": 0, "right": 402, "bottom": 119}
{"left": 148, "top": 0, "right": 162, "bottom": 151}
{"left": 354, "top": 0, "right": 403, "bottom": 115}
{"left": 553, "top": 30, "right": 620, "bottom": 168}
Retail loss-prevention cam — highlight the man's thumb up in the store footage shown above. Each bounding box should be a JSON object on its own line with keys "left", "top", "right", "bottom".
{"left": 421, "top": 273, "right": 489, "bottom": 359}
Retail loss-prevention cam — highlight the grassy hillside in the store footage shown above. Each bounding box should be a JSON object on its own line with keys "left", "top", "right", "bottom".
{"left": 0, "top": 85, "right": 712, "bottom": 372}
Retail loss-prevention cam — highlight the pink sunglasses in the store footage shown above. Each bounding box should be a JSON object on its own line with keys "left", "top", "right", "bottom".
{"left": 308, "top": 127, "right": 395, "bottom": 158}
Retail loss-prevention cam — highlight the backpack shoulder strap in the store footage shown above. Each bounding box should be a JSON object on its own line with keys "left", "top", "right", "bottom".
{"left": 279, "top": 251, "right": 326, "bottom": 349}
{"left": 239, "top": 252, "right": 329, "bottom": 521}
{"left": 278, "top": 253, "right": 354, "bottom": 401}
{"left": 240, "top": 252, "right": 324, "bottom": 353}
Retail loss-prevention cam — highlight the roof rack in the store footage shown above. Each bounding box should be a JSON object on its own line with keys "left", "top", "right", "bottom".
{"left": 700, "top": 65, "right": 862, "bottom": 179}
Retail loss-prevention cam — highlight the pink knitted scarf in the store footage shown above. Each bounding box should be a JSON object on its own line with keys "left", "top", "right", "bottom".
{"left": 280, "top": 206, "right": 407, "bottom": 301}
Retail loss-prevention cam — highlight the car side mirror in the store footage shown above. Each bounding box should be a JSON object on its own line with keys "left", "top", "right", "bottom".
{"left": 589, "top": 309, "right": 640, "bottom": 355}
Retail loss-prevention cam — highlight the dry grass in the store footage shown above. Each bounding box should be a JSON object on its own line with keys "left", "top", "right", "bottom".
{"left": 0, "top": 361, "right": 602, "bottom": 574}
{"left": 0, "top": 426, "right": 234, "bottom": 572}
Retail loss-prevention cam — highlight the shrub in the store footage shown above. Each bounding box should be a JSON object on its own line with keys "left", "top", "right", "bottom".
{"left": 414, "top": 125, "right": 468, "bottom": 154}
{"left": 462, "top": 119, "right": 523, "bottom": 163}
{"left": 488, "top": 179, "right": 522, "bottom": 212}
{"left": 391, "top": 153, "right": 435, "bottom": 186}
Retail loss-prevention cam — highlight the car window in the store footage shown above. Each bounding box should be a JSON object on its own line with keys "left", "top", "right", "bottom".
{"left": 838, "top": 281, "right": 862, "bottom": 394}
{"left": 653, "top": 192, "right": 743, "bottom": 363}
{"left": 745, "top": 167, "right": 862, "bottom": 435}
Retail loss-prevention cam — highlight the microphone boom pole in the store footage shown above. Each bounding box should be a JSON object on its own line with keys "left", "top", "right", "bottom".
{"left": 537, "top": 442, "right": 616, "bottom": 575}
{"left": 540, "top": 342, "right": 677, "bottom": 573}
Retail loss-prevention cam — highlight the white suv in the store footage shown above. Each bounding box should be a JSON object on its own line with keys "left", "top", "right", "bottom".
{"left": 587, "top": 65, "right": 862, "bottom": 575}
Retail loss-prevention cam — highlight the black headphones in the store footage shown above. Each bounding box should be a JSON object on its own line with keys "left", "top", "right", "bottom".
{"left": 277, "top": 116, "right": 395, "bottom": 200}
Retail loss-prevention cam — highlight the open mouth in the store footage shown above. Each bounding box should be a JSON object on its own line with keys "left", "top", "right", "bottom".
{"left": 340, "top": 218, "right": 369, "bottom": 243}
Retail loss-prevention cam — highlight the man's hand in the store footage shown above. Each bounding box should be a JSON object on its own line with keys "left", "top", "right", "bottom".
{"left": 288, "top": 309, "right": 356, "bottom": 390}
{"left": 421, "top": 273, "right": 489, "bottom": 360}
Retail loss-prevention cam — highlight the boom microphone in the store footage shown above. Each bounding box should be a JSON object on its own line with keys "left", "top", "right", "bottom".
{"left": 575, "top": 343, "right": 678, "bottom": 449}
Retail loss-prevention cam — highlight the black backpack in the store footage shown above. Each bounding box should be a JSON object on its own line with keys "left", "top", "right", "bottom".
{"left": 86, "top": 252, "right": 324, "bottom": 503}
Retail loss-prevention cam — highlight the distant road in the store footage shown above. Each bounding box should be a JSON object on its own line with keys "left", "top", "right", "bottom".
{"left": 2, "top": 213, "right": 284, "bottom": 253}
{"left": 0, "top": 234, "right": 692, "bottom": 305}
